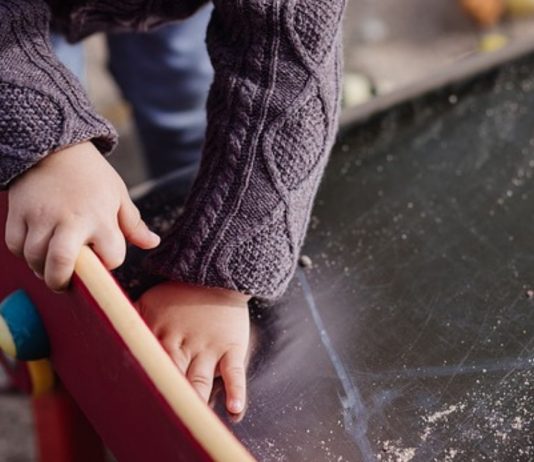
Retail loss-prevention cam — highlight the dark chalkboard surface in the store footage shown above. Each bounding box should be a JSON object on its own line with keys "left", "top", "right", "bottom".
{"left": 122, "top": 52, "right": 534, "bottom": 462}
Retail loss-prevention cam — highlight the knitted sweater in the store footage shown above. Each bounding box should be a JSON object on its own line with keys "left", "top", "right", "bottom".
{"left": 0, "top": 0, "right": 345, "bottom": 300}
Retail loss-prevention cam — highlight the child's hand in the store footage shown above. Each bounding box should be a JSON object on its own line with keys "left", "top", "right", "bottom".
{"left": 136, "top": 281, "right": 251, "bottom": 415}
{"left": 5, "top": 141, "right": 160, "bottom": 291}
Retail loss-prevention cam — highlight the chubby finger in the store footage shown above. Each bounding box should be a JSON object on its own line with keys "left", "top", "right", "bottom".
{"left": 118, "top": 196, "right": 160, "bottom": 250}
{"left": 220, "top": 349, "right": 247, "bottom": 414}
{"left": 160, "top": 338, "right": 190, "bottom": 374}
{"left": 91, "top": 227, "right": 126, "bottom": 270}
{"left": 5, "top": 213, "right": 27, "bottom": 258}
{"left": 44, "top": 224, "right": 86, "bottom": 292}
{"left": 23, "top": 227, "right": 54, "bottom": 276}
{"left": 187, "top": 354, "right": 217, "bottom": 403}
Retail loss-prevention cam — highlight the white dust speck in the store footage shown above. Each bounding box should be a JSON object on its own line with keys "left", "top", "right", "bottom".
{"left": 378, "top": 440, "right": 416, "bottom": 462}
{"left": 444, "top": 448, "right": 459, "bottom": 461}
{"left": 511, "top": 416, "right": 523, "bottom": 430}
{"left": 421, "top": 403, "right": 466, "bottom": 441}
{"left": 426, "top": 403, "right": 465, "bottom": 425}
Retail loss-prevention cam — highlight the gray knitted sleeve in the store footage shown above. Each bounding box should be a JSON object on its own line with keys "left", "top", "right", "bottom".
{"left": 0, "top": 0, "right": 117, "bottom": 189}
{"left": 146, "top": 0, "right": 346, "bottom": 300}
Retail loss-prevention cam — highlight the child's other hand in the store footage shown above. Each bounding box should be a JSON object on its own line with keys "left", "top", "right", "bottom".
{"left": 5, "top": 141, "right": 160, "bottom": 291}
{"left": 136, "top": 281, "right": 251, "bottom": 415}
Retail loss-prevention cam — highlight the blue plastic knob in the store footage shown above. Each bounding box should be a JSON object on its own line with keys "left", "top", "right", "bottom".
{"left": 0, "top": 290, "right": 50, "bottom": 361}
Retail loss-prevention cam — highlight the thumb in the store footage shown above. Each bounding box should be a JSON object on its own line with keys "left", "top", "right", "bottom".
{"left": 118, "top": 195, "right": 160, "bottom": 250}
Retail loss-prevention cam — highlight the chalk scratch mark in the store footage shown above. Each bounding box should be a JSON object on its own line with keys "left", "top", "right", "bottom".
{"left": 298, "top": 270, "right": 376, "bottom": 462}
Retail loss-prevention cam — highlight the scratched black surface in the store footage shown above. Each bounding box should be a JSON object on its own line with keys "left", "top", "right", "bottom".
{"left": 122, "top": 53, "right": 534, "bottom": 461}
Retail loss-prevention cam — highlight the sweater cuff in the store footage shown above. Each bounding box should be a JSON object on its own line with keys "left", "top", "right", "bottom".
{"left": 0, "top": 0, "right": 117, "bottom": 189}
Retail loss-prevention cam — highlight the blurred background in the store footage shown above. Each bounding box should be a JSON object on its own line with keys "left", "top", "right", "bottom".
{"left": 81, "top": 0, "right": 534, "bottom": 190}
{"left": 2, "top": 0, "right": 534, "bottom": 460}
{"left": 94, "top": 0, "right": 534, "bottom": 188}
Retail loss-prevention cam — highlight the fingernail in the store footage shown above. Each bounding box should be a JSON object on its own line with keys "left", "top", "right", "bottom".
{"left": 228, "top": 399, "right": 243, "bottom": 414}
{"left": 150, "top": 232, "right": 161, "bottom": 244}
{"left": 33, "top": 271, "right": 43, "bottom": 280}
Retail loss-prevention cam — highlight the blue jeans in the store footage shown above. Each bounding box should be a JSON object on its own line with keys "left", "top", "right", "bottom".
{"left": 52, "top": 6, "right": 213, "bottom": 180}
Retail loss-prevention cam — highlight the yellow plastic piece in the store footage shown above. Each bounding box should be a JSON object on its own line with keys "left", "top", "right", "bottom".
{"left": 0, "top": 315, "right": 16, "bottom": 358}
{"left": 27, "top": 359, "right": 55, "bottom": 397}
{"left": 506, "top": 0, "right": 534, "bottom": 16}
{"left": 479, "top": 33, "right": 509, "bottom": 52}
{"left": 343, "top": 73, "right": 373, "bottom": 108}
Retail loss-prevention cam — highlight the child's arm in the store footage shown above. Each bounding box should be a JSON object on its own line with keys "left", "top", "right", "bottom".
{"left": 145, "top": 0, "right": 346, "bottom": 298}
{"left": 1, "top": 1, "right": 159, "bottom": 290}
{"left": 140, "top": 0, "right": 346, "bottom": 412}
{"left": 0, "top": 0, "right": 115, "bottom": 189}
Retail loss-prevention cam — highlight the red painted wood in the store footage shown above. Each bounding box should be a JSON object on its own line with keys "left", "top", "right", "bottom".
{"left": 0, "top": 193, "right": 213, "bottom": 461}
{"left": 33, "top": 386, "right": 107, "bottom": 462}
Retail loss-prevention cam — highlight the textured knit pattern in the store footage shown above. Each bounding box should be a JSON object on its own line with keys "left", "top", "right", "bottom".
{"left": 0, "top": 83, "right": 63, "bottom": 151}
{"left": 0, "top": 0, "right": 346, "bottom": 300}
{"left": 145, "top": 0, "right": 346, "bottom": 299}
{"left": 0, "top": 0, "right": 117, "bottom": 189}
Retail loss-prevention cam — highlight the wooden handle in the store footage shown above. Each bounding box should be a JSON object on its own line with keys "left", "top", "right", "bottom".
{"left": 74, "top": 246, "right": 255, "bottom": 462}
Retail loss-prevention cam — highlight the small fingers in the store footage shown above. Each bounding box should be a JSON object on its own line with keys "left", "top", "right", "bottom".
{"left": 44, "top": 224, "right": 86, "bottom": 292}
{"left": 5, "top": 212, "right": 26, "bottom": 258}
{"left": 220, "top": 349, "right": 247, "bottom": 414}
{"left": 23, "top": 227, "right": 54, "bottom": 276}
{"left": 118, "top": 197, "right": 160, "bottom": 250}
{"left": 91, "top": 227, "right": 127, "bottom": 270}
{"left": 187, "top": 354, "right": 217, "bottom": 403}
{"left": 160, "top": 338, "right": 190, "bottom": 374}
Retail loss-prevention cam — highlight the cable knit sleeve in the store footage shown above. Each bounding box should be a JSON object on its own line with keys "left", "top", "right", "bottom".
{"left": 146, "top": 0, "right": 346, "bottom": 300}
{"left": 0, "top": 0, "right": 117, "bottom": 189}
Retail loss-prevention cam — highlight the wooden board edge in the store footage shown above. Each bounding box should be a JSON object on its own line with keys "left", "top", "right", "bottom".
{"left": 339, "top": 40, "right": 534, "bottom": 130}
{"left": 74, "top": 246, "right": 255, "bottom": 462}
